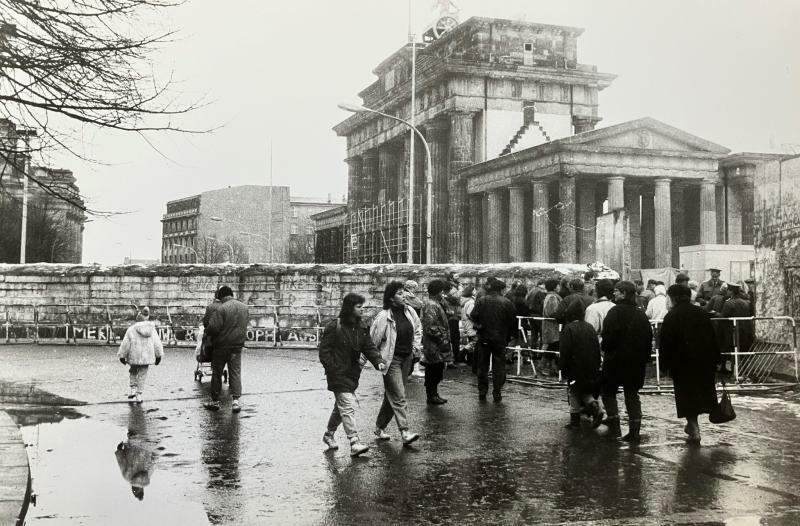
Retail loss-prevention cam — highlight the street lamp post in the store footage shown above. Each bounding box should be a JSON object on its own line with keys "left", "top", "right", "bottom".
{"left": 17, "top": 127, "right": 37, "bottom": 264}
{"left": 337, "top": 102, "right": 433, "bottom": 264}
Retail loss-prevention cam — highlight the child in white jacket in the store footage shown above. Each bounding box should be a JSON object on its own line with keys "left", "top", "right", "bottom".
{"left": 117, "top": 307, "right": 164, "bottom": 403}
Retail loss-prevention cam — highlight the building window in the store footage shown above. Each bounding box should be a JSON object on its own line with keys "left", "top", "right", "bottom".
{"left": 291, "top": 208, "right": 298, "bottom": 218}
{"left": 538, "top": 83, "right": 546, "bottom": 100}
{"left": 561, "top": 85, "right": 570, "bottom": 102}
{"left": 291, "top": 224, "right": 298, "bottom": 235}
{"left": 385, "top": 69, "right": 395, "bottom": 91}
{"left": 306, "top": 225, "right": 314, "bottom": 235}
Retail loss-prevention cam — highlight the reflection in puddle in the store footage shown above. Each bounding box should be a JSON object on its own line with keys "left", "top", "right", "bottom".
{"left": 20, "top": 406, "right": 210, "bottom": 525}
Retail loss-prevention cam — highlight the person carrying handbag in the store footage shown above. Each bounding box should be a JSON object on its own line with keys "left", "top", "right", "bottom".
{"left": 659, "top": 284, "right": 721, "bottom": 444}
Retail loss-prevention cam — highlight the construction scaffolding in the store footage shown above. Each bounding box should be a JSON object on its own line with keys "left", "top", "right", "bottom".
{"left": 343, "top": 196, "right": 424, "bottom": 264}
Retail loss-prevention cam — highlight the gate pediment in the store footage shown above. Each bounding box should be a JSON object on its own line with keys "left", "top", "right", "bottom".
{"left": 565, "top": 117, "right": 730, "bottom": 154}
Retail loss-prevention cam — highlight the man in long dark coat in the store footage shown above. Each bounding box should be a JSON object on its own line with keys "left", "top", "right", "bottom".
{"left": 660, "top": 284, "right": 720, "bottom": 444}
{"left": 600, "top": 281, "right": 653, "bottom": 442}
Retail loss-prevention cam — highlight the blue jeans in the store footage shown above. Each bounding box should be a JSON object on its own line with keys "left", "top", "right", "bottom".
{"left": 327, "top": 392, "right": 360, "bottom": 440}
{"left": 211, "top": 348, "right": 242, "bottom": 401}
{"left": 376, "top": 353, "right": 412, "bottom": 431}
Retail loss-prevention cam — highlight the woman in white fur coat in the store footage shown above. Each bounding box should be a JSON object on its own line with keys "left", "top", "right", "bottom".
{"left": 117, "top": 306, "right": 164, "bottom": 403}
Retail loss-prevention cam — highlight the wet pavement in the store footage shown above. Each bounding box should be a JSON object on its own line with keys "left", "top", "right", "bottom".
{"left": 2, "top": 344, "right": 800, "bottom": 525}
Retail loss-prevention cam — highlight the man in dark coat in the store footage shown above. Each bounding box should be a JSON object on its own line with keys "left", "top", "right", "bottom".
{"left": 554, "top": 278, "right": 594, "bottom": 325}
{"left": 558, "top": 301, "right": 603, "bottom": 429}
{"left": 699, "top": 268, "right": 724, "bottom": 304}
{"left": 660, "top": 284, "right": 720, "bottom": 444}
{"left": 470, "top": 276, "right": 517, "bottom": 402}
{"left": 600, "top": 280, "right": 653, "bottom": 442}
{"left": 204, "top": 285, "right": 249, "bottom": 413}
{"left": 721, "top": 282, "right": 754, "bottom": 356}
{"left": 319, "top": 292, "right": 386, "bottom": 456}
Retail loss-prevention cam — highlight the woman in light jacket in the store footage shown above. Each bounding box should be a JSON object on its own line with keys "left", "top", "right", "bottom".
{"left": 117, "top": 306, "right": 164, "bottom": 404}
{"left": 370, "top": 280, "right": 422, "bottom": 446}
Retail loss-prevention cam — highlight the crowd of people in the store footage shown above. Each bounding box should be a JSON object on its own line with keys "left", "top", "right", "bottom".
{"left": 115, "top": 268, "right": 751, "bottom": 458}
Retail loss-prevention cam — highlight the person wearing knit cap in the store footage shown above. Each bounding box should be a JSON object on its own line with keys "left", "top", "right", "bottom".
{"left": 600, "top": 281, "right": 653, "bottom": 442}
{"left": 117, "top": 306, "right": 164, "bottom": 404}
{"left": 471, "top": 276, "right": 517, "bottom": 402}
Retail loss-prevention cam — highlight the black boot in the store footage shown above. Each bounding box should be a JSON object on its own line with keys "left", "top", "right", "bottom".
{"left": 564, "top": 413, "right": 581, "bottom": 429}
{"left": 622, "top": 419, "right": 641, "bottom": 443}
{"left": 604, "top": 416, "right": 622, "bottom": 439}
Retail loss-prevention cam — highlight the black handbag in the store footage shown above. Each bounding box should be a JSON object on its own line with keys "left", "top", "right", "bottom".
{"left": 709, "top": 379, "right": 736, "bottom": 424}
{"left": 197, "top": 333, "right": 213, "bottom": 363}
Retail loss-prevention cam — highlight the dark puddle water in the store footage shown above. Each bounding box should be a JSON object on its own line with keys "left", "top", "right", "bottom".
{"left": 16, "top": 406, "right": 210, "bottom": 525}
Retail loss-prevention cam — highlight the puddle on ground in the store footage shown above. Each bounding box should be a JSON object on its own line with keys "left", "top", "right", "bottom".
{"left": 19, "top": 407, "right": 210, "bottom": 525}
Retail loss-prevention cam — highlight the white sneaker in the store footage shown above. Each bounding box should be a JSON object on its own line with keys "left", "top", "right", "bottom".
{"left": 401, "top": 430, "right": 419, "bottom": 445}
{"left": 411, "top": 363, "right": 425, "bottom": 378}
{"left": 127, "top": 387, "right": 137, "bottom": 400}
{"left": 374, "top": 427, "right": 391, "bottom": 441}
{"left": 322, "top": 432, "right": 338, "bottom": 450}
{"left": 349, "top": 439, "right": 369, "bottom": 457}
{"left": 232, "top": 400, "right": 241, "bottom": 413}
{"left": 134, "top": 394, "right": 142, "bottom": 404}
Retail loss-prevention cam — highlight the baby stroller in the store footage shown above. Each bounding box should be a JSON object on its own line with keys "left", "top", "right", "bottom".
{"left": 193, "top": 326, "right": 227, "bottom": 383}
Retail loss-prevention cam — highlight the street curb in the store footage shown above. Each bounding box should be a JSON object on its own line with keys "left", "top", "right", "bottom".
{"left": 0, "top": 410, "right": 31, "bottom": 526}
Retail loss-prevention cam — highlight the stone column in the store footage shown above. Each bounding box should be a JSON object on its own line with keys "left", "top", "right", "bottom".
{"left": 345, "top": 156, "right": 362, "bottom": 211}
{"left": 486, "top": 189, "right": 502, "bottom": 263}
{"left": 426, "top": 119, "right": 449, "bottom": 263}
{"left": 572, "top": 115, "right": 603, "bottom": 134}
{"left": 726, "top": 178, "right": 743, "bottom": 245}
{"left": 531, "top": 179, "right": 549, "bottom": 262}
{"left": 623, "top": 184, "right": 641, "bottom": 269}
{"left": 558, "top": 174, "right": 577, "bottom": 263}
{"left": 640, "top": 185, "right": 655, "bottom": 268}
{"left": 481, "top": 192, "right": 490, "bottom": 263}
{"left": 700, "top": 179, "right": 717, "bottom": 245}
{"left": 360, "top": 150, "right": 378, "bottom": 206}
{"left": 508, "top": 186, "right": 525, "bottom": 262}
{"left": 670, "top": 185, "right": 685, "bottom": 267}
{"left": 448, "top": 111, "right": 475, "bottom": 263}
{"left": 607, "top": 176, "right": 625, "bottom": 211}
{"left": 654, "top": 178, "right": 672, "bottom": 267}
{"left": 577, "top": 181, "right": 597, "bottom": 263}
{"left": 398, "top": 134, "right": 411, "bottom": 202}
{"left": 468, "top": 193, "right": 482, "bottom": 263}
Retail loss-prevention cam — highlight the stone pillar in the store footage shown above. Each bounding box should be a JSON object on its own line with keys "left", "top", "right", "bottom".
{"left": 481, "top": 192, "right": 490, "bottom": 263}
{"left": 360, "top": 150, "right": 378, "bottom": 206}
{"left": 670, "top": 185, "right": 685, "bottom": 267}
{"left": 623, "top": 184, "right": 641, "bottom": 269}
{"left": 508, "top": 186, "right": 525, "bottom": 262}
{"left": 398, "top": 134, "right": 411, "bottom": 202}
{"left": 426, "top": 119, "right": 449, "bottom": 263}
{"left": 607, "top": 176, "right": 624, "bottom": 211}
{"left": 448, "top": 111, "right": 475, "bottom": 263}
{"left": 468, "top": 193, "right": 482, "bottom": 263}
{"left": 345, "top": 156, "right": 362, "bottom": 211}
{"left": 572, "top": 116, "right": 603, "bottom": 134}
{"left": 726, "top": 178, "right": 743, "bottom": 245}
{"left": 700, "top": 179, "right": 717, "bottom": 244}
{"left": 486, "top": 189, "right": 502, "bottom": 263}
{"left": 654, "top": 178, "right": 672, "bottom": 267}
{"left": 531, "top": 180, "right": 549, "bottom": 262}
{"left": 640, "top": 185, "right": 655, "bottom": 268}
{"left": 558, "top": 174, "right": 577, "bottom": 263}
{"left": 716, "top": 184, "right": 726, "bottom": 246}
{"left": 577, "top": 181, "right": 597, "bottom": 263}
{"left": 378, "top": 143, "right": 402, "bottom": 203}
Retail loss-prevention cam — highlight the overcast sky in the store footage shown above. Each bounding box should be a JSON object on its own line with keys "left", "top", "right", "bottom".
{"left": 58, "top": 0, "right": 800, "bottom": 264}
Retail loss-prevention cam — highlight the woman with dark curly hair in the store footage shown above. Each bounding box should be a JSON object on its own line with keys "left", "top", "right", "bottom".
{"left": 421, "top": 279, "right": 453, "bottom": 404}
{"left": 370, "top": 281, "right": 422, "bottom": 446}
{"left": 319, "top": 292, "right": 386, "bottom": 456}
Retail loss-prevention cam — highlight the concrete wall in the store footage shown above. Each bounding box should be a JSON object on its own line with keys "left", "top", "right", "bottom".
{"left": 754, "top": 156, "right": 800, "bottom": 320}
{"left": 678, "top": 244, "right": 755, "bottom": 284}
{"left": 0, "top": 262, "right": 584, "bottom": 346}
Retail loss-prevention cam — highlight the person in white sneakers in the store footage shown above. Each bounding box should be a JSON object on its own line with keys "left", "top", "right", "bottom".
{"left": 319, "top": 293, "right": 386, "bottom": 457}
{"left": 117, "top": 306, "right": 163, "bottom": 403}
{"left": 371, "top": 281, "right": 422, "bottom": 446}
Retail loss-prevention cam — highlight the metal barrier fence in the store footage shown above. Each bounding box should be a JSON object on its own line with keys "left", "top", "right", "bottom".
{"left": 507, "top": 315, "right": 799, "bottom": 387}
{"left": 0, "top": 303, "right": 339, "bottom": 348}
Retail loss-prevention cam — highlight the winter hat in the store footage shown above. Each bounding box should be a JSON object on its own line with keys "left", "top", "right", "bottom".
{"left": 484, "top": 276, "right": 506, "bottom": 292}
{"left": 136, "top": 306, "right": 150, "bottom": 322}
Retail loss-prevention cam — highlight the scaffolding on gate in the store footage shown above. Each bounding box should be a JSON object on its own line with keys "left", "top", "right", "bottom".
{"left": 343, "top": 197, "right": 424, "bottom": 264}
